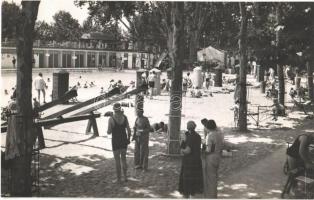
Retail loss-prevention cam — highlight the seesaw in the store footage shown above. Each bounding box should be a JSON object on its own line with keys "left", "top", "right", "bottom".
{"left": 42, "top": 85, "right": 145, "bottom": 135}
{"left": 1, "top": 113, "right": 101, "bottom": 134}
{"left": 2, "top": 85, "right": 146, "bottom": 137}
{"left": 1, "top": 89, "right": 78, "bottom": 133}
{"left": 72, "top": 86, "right": 145, "bottom": 116}
{"left": 42, "top": 86, "right": 128, "bottom": 120}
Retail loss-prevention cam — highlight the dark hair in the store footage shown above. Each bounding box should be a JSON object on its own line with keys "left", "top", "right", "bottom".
{"left": 39, "top": 72, "right": 43, "bottom": 76}
{"left": 187, "top": 72, "right": 190, "bottom": 76}
{"left": 160, "top": 122, "right": 165, "bottom": 127}
{"left": 207, "top": 120, "right": 217, "bottom": 130}
{"left": 201, "top": 118, "right": 208, "bottom": 126}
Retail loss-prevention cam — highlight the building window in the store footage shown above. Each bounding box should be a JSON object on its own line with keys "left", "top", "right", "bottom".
{"left": 87, "top": 52, "right": 96, "bottom": 68}
{"left": 62, "top": 51, "right": 72, "bottom": 68}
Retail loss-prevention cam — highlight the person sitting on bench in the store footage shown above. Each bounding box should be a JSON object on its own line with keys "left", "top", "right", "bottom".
{"left": 286, "top": 133, "right": 314, "bottom": 171}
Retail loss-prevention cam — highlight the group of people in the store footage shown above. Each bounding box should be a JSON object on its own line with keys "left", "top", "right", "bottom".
{"left": 182, "top": 72, "right": 212, "bottom": 98}
{"left": 179, "top": 119, "right": 226, "bottom": 198}
{"left": 107, "top": 103, "right": 168, "bottom": 183}
{"left": 139, "top": 71, "right": 157, "bottom": 99}
{"left": 106, "top": 101, "right": 226, "bottom": 197}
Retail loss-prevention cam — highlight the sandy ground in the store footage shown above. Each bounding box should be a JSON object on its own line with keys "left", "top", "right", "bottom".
{"left": 1, "top": 70, "right": 313, "bottom": 197}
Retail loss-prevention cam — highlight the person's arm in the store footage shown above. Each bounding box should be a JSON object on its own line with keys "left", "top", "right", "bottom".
{"left": 180, "top": 133, "right": 191, "bottom": 154}
{"left": 132, "top": 118, "right": 137, "bottom": 140}
{"left": 125, "top": 116, "right": 131, "bottom": 140}
{"left": 181, "top": 146, "right": 191, "bottom": 155}
{"left": 107, "top": 117, "right": 113, "bottom": 134}
{"left": 299, "top": 135, "right": 313, "bottom": 168}
{"left": 206, "top": 133, "right": 214, "bottom": 153}
{"left": 144, "top": 117, "right": 151, "bottom": 133}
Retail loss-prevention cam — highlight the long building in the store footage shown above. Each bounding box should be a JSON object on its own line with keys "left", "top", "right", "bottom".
{"left": 1, "top": 32, "right": 155, "bottom": 69}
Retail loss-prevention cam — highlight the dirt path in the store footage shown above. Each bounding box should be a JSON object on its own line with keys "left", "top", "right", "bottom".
{"left": 219, "top": 147, "right": 287, "bottom": 199}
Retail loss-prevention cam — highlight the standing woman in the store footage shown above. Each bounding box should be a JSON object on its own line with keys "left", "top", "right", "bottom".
{"left": 107, "top": 103, "right": 132, "bottom": 183}
{"left": 202, "top": 119, "right": 224, "bottom": 198}
{"left": 178, "top": 121, "right": 203, "bottom": 198}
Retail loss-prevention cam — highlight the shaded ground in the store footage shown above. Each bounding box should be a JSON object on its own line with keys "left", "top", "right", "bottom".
{"left": 1, "top": 71, "right": 313, "bottom": 198}
{"left": 219, "top": 119, "right": 314, "bottom": 199}
{"left": 31, "top": 117, "right": 313, "bottom": 198}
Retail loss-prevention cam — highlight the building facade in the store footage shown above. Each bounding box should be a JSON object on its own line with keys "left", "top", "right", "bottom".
{"left": 1, "top": 32, "right": 156, "bottom": 69}
{"left": 1, "top": 46, "right": 154, "bottom": 69}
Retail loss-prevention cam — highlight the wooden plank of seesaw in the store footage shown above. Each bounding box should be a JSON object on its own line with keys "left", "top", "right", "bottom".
{"left": 1, "top": 113, "right": 101, "bottom": 133}
{"left": 37, "top": 89, "right": 78, "bottom": 112}
{"left": 43, "top": 90, "right": 118, "bottom": 120}
{"left": 72, "top": 87, "right": 145, "bottom": 116}
{"left": 38, "top": 113, "right": 101, "bottom": 127}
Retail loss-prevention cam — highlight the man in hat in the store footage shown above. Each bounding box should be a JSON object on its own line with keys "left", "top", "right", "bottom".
{"left": 133, "top": 109, "right": 151, "bottom": 171}
{"left": 107, "top": 103, "right": 132, "bottom": 183}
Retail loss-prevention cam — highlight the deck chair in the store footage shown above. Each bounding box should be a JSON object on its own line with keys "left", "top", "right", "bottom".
{"left": 292, "top": 99, "right": 313, "bottom": 115}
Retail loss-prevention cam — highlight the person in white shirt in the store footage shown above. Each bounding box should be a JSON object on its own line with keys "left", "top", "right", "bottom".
{"left": 148, "top": 71, "right": 157, "bottom": 99}
{"left": 34, "top": 72, "right": 47, "bottom": 103}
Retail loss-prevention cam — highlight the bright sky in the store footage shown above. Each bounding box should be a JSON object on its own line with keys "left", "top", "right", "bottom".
{"left": 11, "top": 0, "right": 89, "bottom": 25}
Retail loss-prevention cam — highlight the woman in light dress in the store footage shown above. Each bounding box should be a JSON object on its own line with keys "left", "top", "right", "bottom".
{"left": 202, "top": 119, "right": 224, "bottom": 198}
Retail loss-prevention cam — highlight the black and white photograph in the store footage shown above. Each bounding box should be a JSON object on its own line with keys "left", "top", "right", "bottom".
{"left": 1, "top": 0, "right": 314, "bottom": 198}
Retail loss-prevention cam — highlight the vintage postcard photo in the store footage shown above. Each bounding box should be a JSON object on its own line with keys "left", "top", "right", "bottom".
{"left": 1, "top": 0, "right": 314, "bottom": 198}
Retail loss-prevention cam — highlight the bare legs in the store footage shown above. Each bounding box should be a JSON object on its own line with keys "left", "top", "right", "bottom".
{"left": 113, "top": 149, "right": 128, "bottom": 183}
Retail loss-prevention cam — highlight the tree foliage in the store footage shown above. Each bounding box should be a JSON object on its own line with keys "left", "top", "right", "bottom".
{"left": 52, "top": 11, "right": 82, "bottom": 42}
{"left": 34, "top": 21, "right": 54, "bottom": 41}
{"left": 1, "top": 1, "right": 20, "bottom": 40}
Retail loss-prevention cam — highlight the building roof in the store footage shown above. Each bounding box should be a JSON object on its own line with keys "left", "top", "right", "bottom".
{"left": 80, "top": 32, "right": 116, "bottom": 41}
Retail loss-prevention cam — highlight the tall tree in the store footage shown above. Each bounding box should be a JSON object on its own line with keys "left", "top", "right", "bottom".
{"left": 52, "top": 11, "right": 82, "bottom": 42}
{"left": 1, "top": 1, "right": 20, "bottom": 41}
{"left": 81, "top": 16, "right": 103, "bottom": 33}
{"left": 275, "top": 3, "right": 285, "bottom": 106}
{"left": 11, "top": 0, "right": 40, "bottom": 196}
{"left": 76, "top": 1, "right": 138, "bottom": 38}
{"left": 185, "top": 2, "right": 211, "bottom": 62}
{"left": 282, "top": 3, "right": 314, "bottom": 102}
{"left": 164, "top": 2, "right": 185, "bottom": 154}
{"left": 34, "top": 20, "right": 54, "bottom": 41}
{"left": 238, "top": 2, "right": 249, "bottom": 131}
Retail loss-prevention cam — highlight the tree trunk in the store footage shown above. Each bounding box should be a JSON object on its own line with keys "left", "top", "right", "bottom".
{"left": 10, "top": 1, "right": 40, "bottom": 196}
{"left": 276, "top": 3, "right": 285, "bottom": 106}
{"left": 189, "top": 30, "right": 200, "bottom": 62}
{"left": 277, "top": 64, "right": 285, "bottom": 105}
{"left": 307, "top": 60, "right": 314, "bottom": 101}
{"left": 167, "top": 2, "right": 185, "bottom": 155}
{"left": 238, "top": 3, "right": 248, "bottom": 132}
